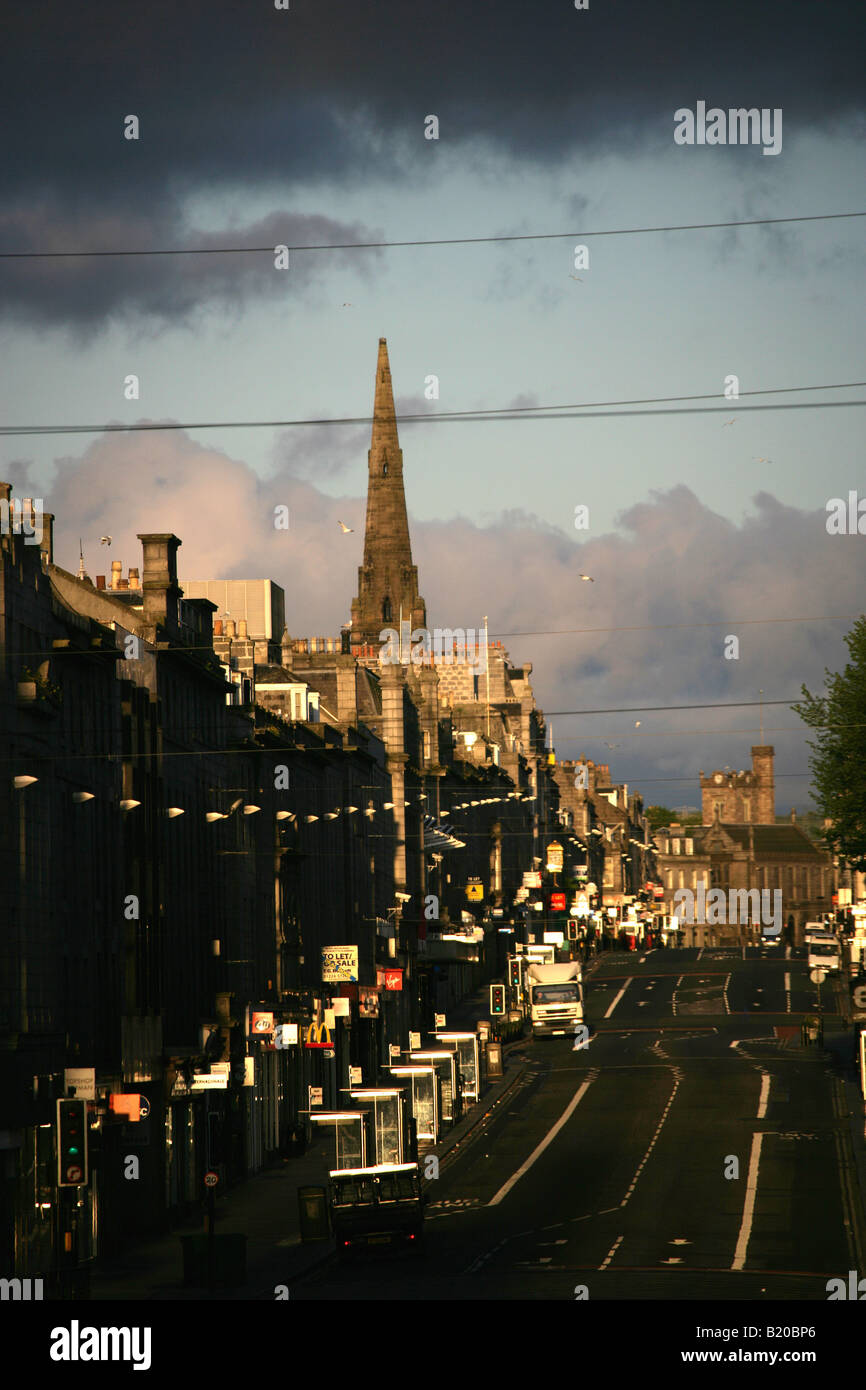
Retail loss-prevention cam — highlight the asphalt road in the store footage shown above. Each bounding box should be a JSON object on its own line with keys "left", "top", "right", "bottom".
{"left": 294, "top": 945, "right": 864, "bottom": 1301}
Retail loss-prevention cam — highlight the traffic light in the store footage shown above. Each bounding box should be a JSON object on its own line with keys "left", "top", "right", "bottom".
{"left": 489, "top": 984, "right": 506, "bottom": 1016}
{"left": 56, "top": 1099, "right": 88, "bottom": 1187}
{"left": 508, "top": 958, "right": 521, "bottom": 989}
{"left": 567, "top": 920, "right": 578, "bottom": 940}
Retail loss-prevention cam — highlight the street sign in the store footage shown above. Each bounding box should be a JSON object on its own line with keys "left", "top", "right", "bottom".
{"left": 64, "top": 1067, "right": 96, "bottom": 1101}
{"left": 349, "top": 1066, "right": 362, "bottom": 1085}
{"left": 190, "top": 1073, "right": 228, "bottom": 1090}
{"left": 434, "top": 1013, "right": 446, "bottom": 1029}
{"left": 810, "top": 968, "right": 827, "bottom": 984}
{"left": 308, "top": 1086, "right": 323, "bottom": 1107}
{"left": 204, "top": 1171, "right": 219, "bottom": 1189}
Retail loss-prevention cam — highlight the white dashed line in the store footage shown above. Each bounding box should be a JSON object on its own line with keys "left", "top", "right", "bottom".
{"left": 599, "top": 1235, "right": 624, "bottom": 1270}
{"left": 756, "top": 1072, "right": 771, "bottom": 1119}
{"left": 619, "top": 1073, "right": 681, "bottom": 1208}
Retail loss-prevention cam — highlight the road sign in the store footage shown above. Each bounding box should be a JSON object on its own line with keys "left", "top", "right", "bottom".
{"left": 810, "top": 968, "right": 827, "bottom": 984}
{"left": 204, "top": 1171, "right": 219, "bottom": 1189}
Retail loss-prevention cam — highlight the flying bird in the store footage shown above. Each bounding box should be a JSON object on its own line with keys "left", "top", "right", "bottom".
{"left": 603, "top": 742, "right": 621, "bottom": 749}
{"left": 337, "top": 520, "right": 354, "bottom": 533}
{"left": 754, "top": 456, "right": 773, "bottom": 463}
{"left": 722, "top": 419, "right": 737, "bottom": 427}
{"left": 634, "top": 721, "right": 641, "bottom": 728}
{"left": 100, "top": 535, "right": 112, "bottom": 545}
{"left": 569, "top": 275, "right": 583, "bottom": 282}
{"left": 579, "top": 573, "right": 594, "bottom": 582}
{"left": 341, "top": 303, "right": 354, "bottom": 308}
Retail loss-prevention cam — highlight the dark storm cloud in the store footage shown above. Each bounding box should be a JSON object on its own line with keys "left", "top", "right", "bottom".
{"left": 4, "top": 0, "right": 862, "bottom": 212}
{"left": 0, "top": 205, "right": 384, "bottom": 331}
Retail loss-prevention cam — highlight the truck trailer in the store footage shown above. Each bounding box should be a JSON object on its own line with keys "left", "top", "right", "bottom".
{"left": 526, "top": 961, "right": 584, "bottom": 1038}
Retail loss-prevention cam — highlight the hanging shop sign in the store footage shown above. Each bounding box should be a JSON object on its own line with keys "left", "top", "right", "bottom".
{"left": 358, "top": 989, "right": 380, "bottom": 1019}
{"left": 523, "top": 871, "right": 542, "bottom": 888}
{"left": 546, "top": 842, "right": 564, "bottom": 874}
{"left": 549, "top": 892, "right": 567, "bottom": 912}
{"left": 377, "top": 968, "right": 404, "bottom": 991}
{"left": 465, "top": 878, "right": 484, "bottom": 902}
{"left": 305, "top": 1023, "right": 333, "bottom": 1049}
{"left": 321, "top": 945, "right": 359, "bottom": 983}
{"left": 250, "top": 1011, "right": 274, "bottom": 1035}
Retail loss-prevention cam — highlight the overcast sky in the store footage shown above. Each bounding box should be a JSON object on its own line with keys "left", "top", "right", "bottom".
{"left": 2, "top": 0, "right": 865, "bottom": 810}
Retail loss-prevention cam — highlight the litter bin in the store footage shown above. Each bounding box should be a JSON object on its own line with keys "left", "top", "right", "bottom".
{"left": 298, "top": 1185, "right": 330, "bottom": 1242}
{"left": 486, "top": 1041, "right": 504, "bottom": 1079}
{"left": 179, "top": 1233, "right": 247, "bottom": 1288}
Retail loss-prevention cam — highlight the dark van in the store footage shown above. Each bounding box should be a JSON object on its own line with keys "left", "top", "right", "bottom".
{"left": 329, "top": 1163, "right": 426, "bottom": 1255}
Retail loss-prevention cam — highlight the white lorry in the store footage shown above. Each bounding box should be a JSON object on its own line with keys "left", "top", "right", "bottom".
{"left": 526, "top": 961, "right": 584, "bottom": 1038}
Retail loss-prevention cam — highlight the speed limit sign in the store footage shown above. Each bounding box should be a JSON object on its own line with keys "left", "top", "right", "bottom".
{"left": 204, "top": 1170, "right": 219, "bottom": 1189}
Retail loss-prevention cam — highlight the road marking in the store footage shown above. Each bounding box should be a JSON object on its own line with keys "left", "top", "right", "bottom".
{"left": 599, "top": 1235, "right": 624, "bottom": 1270}
{"left": 723, "top": 972, "right": 731, "bottom": 1013}
{"left": 732, "top": 1131, "right": 764, "bottom": 1270}
{"left": 604, "top": 978, "right": 633, "bottom": 1019}
{"left": 696, "top": 948, "right": 704, "bottom": 961}
{"left": 619, "top": 1073, "right": 681, "bottom": 1207}
{"left": 784, "top": 972, "right": 791, "bottom": 1012}
{"left": 756, "top": 1072, "right": 771, "bottom": 1118}
{"left": 488, "top": 1078, "right": 595, "bottom": 1207}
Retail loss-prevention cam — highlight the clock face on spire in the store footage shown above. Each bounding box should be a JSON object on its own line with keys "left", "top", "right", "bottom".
{"left": 713, "top": 773, "right": 723, "bottom": 784}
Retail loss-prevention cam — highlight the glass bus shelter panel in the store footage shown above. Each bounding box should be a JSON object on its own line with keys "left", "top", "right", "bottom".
{"left": 434, "top": 1033, "right": 481, "bottom": 1102}
{"left": 389, "top": 1067, "right": 439, "bottom": 1143}
{"left": 409, "top": 1050, "right": 461, "bottom": 1125}
{"left": 308, "top": 1112, "right": 368, "bottom": 1171}
{"left": 349, "top": 1090, "right": 405, "bottom": 1166}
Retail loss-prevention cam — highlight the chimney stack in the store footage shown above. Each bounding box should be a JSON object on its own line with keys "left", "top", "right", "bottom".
{"left": 137, "top": 533, "right": 182, "bottom": 629}
{"left": 111, "top": 560, "right": 122, "bottom": 590}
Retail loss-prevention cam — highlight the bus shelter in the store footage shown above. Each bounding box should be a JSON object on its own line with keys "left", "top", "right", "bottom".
{"left": 433, "top": 1032, "right": 481, "bottom": 1103}
{"left": 409, "top": 1050, "right": 462, "bottom": 1125}
{"left": 388, "top": 1065, "right": 441, "bottom": 1144}
{"left": 307, "top": 1111, "right": 368, "bottom": 1171}
{"left": 345, "top": 1088, "right": 407, "bottom": 1166}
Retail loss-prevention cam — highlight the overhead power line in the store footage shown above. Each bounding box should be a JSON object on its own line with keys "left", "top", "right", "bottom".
{"left": 2, "top": 381, "right": 863, "bottom": 439}
{"left": 0, "top": 211, "right": 862, "bottom": 259}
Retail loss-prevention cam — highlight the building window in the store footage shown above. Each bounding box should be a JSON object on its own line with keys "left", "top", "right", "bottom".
{"left": 742, "top": 798, "right": 751, "bottom": 822}
{"left": 685, "top": 838, "right": 693, "bottom": 855}
{"left": 714, "top": 801, "right": 723, "bottom": 819}
{"left": 383, "top": 462, "right": 388, "bottom": 476}
{"left": 382, "top": 597, "right": 392, "bottom": 623}
{"left": 672, "top": 839, "right": 681, "bottom": 855}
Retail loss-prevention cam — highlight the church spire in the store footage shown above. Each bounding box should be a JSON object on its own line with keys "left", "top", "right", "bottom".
{"left": 350, "top": 339, "right": 426, "bottom": 648}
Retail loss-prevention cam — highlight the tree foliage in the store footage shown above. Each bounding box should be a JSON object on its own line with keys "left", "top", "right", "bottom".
{"left": 793, "top": 615, "right": 866, "bottom": 871}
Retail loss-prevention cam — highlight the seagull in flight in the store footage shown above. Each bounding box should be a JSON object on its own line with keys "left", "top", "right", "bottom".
{"left": 754, "top": 456, "right": 773, "bottom": 463}
{"left": 634, "top": 721, "right": 641, "bottom": 728}
{"left": 603, "top": 742, "right": 621, "bottom": 749}
{"left": 341, "top": 303, "right": 354, "bottom": 308}
{"left": 337, "top": 520, "right": 354, "bottom": 533}
{"left": 579, "top": 573, "right": 594, "bottom": 582}
{"left": 570, "top": 275, "right": 583, "bottom": 282}
{"left": 100, "top": 535, "right": 112, "bottom": 545}
{"left": 722, "top": 419, "right": 737, "bottom": 427}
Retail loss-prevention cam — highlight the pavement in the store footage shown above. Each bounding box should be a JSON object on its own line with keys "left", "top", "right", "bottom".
{"left": 87, "top": 986, "right": 529, "bottom": 1300}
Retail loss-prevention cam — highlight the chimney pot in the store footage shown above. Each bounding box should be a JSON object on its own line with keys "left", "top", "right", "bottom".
{"left": 238, "top": 618, "right": 248, "bottom": 638}
{"left": 111, "top": 560, "right": 122, "bottom": 589}
{"left": 96, "top": 575, "right": 106, "bottom": 590}
{"left": 214, "top": 619, "right": 223, "bottom": 636}
{"left": 225, "top": 620, "right": 236, "bottom": 638}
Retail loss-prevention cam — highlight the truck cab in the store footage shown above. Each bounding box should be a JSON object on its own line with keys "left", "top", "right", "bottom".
{"left": 526, "top": 961, "right": 584, "bottom": 1037}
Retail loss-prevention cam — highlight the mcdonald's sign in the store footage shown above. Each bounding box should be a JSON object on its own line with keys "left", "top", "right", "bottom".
{"left": 304, "top": 1023, "right": 333, "bottom": 1049}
